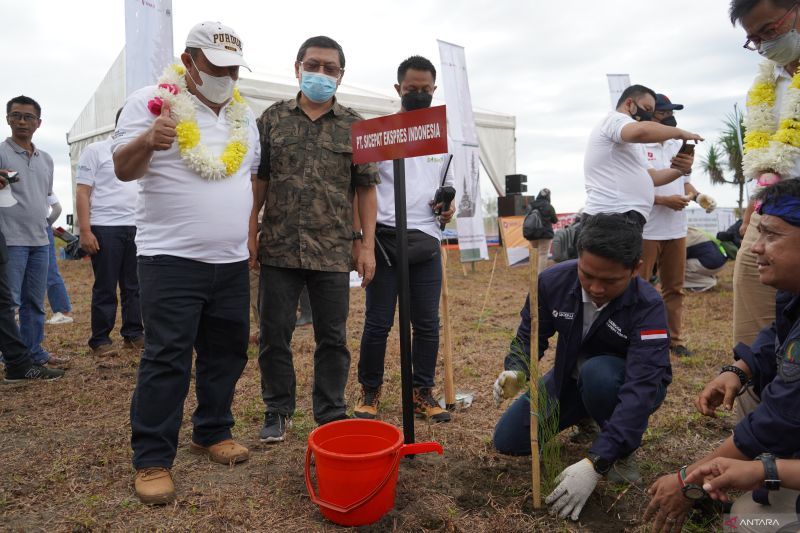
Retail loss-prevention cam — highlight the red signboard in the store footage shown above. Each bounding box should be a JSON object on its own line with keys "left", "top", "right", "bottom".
{"left": 351, "top": 105, "right": 448, "bottom": 164}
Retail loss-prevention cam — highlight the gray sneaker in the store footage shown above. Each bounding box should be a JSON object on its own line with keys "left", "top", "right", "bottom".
{"left": 259, "top": 412, "right": 291, "bottom": 443}
{"left": 607, "top": 454, "right": 641, "bottom": 484}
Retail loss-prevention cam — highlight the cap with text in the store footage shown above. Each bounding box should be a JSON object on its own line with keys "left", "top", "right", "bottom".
{"left": 185, "top": 21, "right": 249, "bottom": 70}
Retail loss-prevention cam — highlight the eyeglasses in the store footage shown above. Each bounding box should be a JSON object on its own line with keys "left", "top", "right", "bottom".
{"left": 7, "top": 112, "right": 40, "bottom": 123}
{"left": 298, "top": 60, "right": 343, "bottom": 77}
{"left": 744, "top": 3, "right": 799, "bottom": 50}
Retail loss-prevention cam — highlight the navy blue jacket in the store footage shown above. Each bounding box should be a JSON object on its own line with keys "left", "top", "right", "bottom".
{"left": 733, "top": 291, "right": 800, "bottom": 458}
{"left": 504, "top": 260, "right": 672, "bottom": 463}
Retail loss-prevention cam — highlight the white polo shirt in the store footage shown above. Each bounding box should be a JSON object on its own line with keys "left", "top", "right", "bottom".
{"left": 76, "top": 137, "right": 138, "bottom": 226}
{"left": 583, "top": 111, "right": 653, "bottom": 220}
{"left": 376, "top": 153, "right": 455, "bottom": 240}
{"left": 642, "top": 139, "right": 689, "bottom": 240}
{"left": 111, "top": 86, "right": 260, "bottom": 263}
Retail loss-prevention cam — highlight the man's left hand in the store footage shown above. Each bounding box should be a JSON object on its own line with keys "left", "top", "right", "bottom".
{"left": 357, "top": 246, "right": 376, "bottom": 287}
{"left": 644, "top": 472, "right": 693, "bottom": 533}
{"left": 670, "top": 153, "right": 694, "bottom": 175}
{"left": 247, "top": 234, "right": 258, "bottom": 270}
{"left": 545, "top": 459, "right": 601, "bottom": 521}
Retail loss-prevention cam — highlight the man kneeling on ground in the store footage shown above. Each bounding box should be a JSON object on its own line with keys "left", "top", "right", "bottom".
{"left": 645, "top": 179, "right": 800, "bottom": 533}
{"left": 493, "top": 213, "right": 672, "bottom": 521}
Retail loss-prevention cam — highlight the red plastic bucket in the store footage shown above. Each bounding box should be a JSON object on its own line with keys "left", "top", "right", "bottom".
{"left": 304, "top": 419, "right": 443, "bottom": 527}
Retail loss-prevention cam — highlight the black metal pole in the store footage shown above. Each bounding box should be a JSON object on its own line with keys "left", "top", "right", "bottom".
{"left": 393, "top": 158, "right": 414, "bottom": 444}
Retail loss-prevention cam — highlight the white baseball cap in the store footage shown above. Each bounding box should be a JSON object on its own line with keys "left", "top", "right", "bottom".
{"left": 185, "top": 21, "right": 250, "bottom": 70}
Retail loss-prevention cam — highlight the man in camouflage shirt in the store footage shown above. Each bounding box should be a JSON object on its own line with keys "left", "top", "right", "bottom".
{"left": 252, "top": 35, "right": 379, "bottom": 442}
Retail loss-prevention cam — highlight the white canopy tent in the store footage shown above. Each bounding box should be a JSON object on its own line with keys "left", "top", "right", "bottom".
{"left": 67, "top": 49, "right": 516, "bottom": 197}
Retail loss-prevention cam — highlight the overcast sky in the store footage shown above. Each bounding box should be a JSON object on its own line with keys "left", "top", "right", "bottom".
{"left": 1, "top": 0, "right": 761, "bottom": 224}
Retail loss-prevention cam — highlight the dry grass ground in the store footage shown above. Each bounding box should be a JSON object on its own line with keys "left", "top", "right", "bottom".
{"left": 0, "top": 249, "right": 737, "bottom": 532}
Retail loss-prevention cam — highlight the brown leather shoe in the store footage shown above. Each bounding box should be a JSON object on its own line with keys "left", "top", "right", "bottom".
{"left": 353, "top": 385, "right": 381, "bottom": 419}
{"left": 134, "top": 467, "right": 175, "bottom": 505}
{"left": 189, "top": 439, "right": 250, "bottom": 465}
{"left": 45, "top": 354, "right": 71, "bottom": 367}
{"left": 123, "top": 336, "right": 145, "bottom": 350}
{"left": 91, "top": 344, "right": 118, "bottom": 357}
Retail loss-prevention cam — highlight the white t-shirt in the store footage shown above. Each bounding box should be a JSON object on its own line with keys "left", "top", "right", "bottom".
{"left": 76, "top": 137, "right": 138, "bottom": 226}
{"left": 642, "top": 139, "right": 689, "bottom": 240}
{"left": 583, "top": 111, "right": 653, "bottom": 220}
{"left": 111, "top": 86, "right": 260, "bottom": 263}
{"left": 376, "top": 153, "right": 455, "bottom": 240}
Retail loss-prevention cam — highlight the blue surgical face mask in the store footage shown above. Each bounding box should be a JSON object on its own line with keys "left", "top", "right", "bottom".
{"left": 300, "top": 71, "right": 338, "bottom": 103}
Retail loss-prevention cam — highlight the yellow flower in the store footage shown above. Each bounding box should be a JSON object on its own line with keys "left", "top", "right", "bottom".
{"left": 232, "top": 87, "right": 244, "bottom": 104}
{"left": 792, "top": 68, "right": 800, "bottom": 89}
{"left": 220, "top": 141, "right": 247, "bottom": 175}
{"left": 748, "top": 81, "right": 776, "bottom": 107}
{"left": 176, "top": 121, "right": 201, "bottom": 151}
{"left": 773, "top": 118, "right": 800, "bottom": 147}
{"left": 171, "top": 64, "right": 186, "bottom": 76}
{"left": 744, "top": 130, "right": 771, "bottom": 151}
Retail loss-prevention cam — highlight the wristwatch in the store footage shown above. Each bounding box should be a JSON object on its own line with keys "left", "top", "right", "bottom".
{"left": 352, "top": 230, "right": 363, "bottom": 241}
{"left": 756, "top": 453, "right": 781, "bottom": 491}
{"left": 587, "top": 453, "right": 612, "bottom": 475}
{"left": 677, "top": 466, "right": 706, "bottom": 501}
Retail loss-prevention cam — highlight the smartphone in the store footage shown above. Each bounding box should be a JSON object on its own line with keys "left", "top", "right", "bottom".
{"left": 678, "top": 141, "right": 695, "bottom": 156}
{"left": 3, "top": 171, "right": 18, "bottom": 183}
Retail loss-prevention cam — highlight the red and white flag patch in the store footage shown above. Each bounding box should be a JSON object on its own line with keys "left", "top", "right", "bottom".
{"left": 640, "top": 329, "right": 668, "bottom": 340}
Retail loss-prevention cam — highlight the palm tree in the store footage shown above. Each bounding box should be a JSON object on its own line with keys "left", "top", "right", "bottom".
{"left": 699, "top": 108, "right": 747, "bottom": 213}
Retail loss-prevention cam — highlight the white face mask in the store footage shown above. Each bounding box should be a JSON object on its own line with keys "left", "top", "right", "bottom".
{"left": 189, "top": 56, "right": 236, "bottom": 104}
{"left": 759, "top": 28, "right": 800, "bottom": 65}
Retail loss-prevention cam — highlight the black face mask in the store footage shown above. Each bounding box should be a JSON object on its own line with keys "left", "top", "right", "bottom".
{"left": 631, "top": 103, "right": 653, "bottom": 122}
{"left": 659, "top": 115, "right": 677, "bottom": 127}
{"left": 401, "top": 91, "right": 433, "bottom": 111}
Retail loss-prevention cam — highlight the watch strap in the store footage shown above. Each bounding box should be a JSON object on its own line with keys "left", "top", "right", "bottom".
{"left": 757, "top": 453, "right": 781, "bottom": 491}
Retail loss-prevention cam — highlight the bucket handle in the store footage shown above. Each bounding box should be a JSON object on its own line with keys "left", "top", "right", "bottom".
{"left": 305, "top": 441, "right": 442, "bottom": 514}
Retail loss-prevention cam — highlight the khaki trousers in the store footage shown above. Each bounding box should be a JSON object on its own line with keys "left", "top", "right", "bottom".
{"left": 641, "top": 238, "right": 687, "bottom": 347}
{"left": 733, "top": 212, "right": 776, "bottom": 347}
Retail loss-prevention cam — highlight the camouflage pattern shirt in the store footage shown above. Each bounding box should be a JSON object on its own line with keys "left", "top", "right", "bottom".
{"left": 256, "top": 95, "right": 379, "bottom": 272}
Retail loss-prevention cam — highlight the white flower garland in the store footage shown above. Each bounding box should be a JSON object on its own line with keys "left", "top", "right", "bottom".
{"left": 743, "top": 60, "right": 800, "bottom": 181}
{"left": 150, "top": 64, "right": 249, "bottom": 181}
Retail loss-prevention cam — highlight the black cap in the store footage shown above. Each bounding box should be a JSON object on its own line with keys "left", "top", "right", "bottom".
{"left": 655, "top": 93, "right": 684, "bottom": 111}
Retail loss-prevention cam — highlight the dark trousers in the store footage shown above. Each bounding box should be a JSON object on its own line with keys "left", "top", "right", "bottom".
{"left": 358, "top": 250, "right": 441, "bottom": 389}
{"left": 88, "top": 225, "right": 143, "bottom": 348}
{"left": 493, "top": 355, "right": 667, "bottom": 456}
{"left": 0, "top": 228, "right": 33, "bottom": 373}
{"left": 258, "top": 265, "right": 349, "bottom": 424}
{"left": 130, "top": 255, "right": 249, "bottom": 469}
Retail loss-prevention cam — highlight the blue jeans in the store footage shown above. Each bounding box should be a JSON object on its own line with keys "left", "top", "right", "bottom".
{"left": 46, "top": 227, "right": 72, "bottom": 314}
{"left": 88, "top": 226, "right": 142, "bottom": 348}
{"left": 6, "top": 245, "right": 50, "bottom": 364}
{"left": 130, "top": 255, "right": 249, "bottom": 469}
{"left": 493, "top": 355, "right": 667, "bottom": 456}
{"left": 358, "top": 250, "right": 442, "bottom": 389}
{"left": 258, "top": 266, "right": 350, "bottom": 424}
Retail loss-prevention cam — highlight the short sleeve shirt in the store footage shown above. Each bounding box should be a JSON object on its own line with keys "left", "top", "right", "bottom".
{"left": 112, "top": 85, "right": 260, "bottom": 263}
{"left": 76, "top": 137, "right": 138, "bottom": 226}
{"left": 256, "top": 94, "right": 379, "bottom": 272}
{"left": 583, "top": 112, "right": 654, "bottom": 220}
{"left": 642, "top": 139, "right": 689, "bottom": 240}
{"left": 0, "top": 138, "right": 53, "bottom": 246}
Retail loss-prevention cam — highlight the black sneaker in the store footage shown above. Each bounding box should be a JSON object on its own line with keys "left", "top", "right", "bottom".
{"left": 259, "top": 412, "right": 291, "bottom": 443}
{"left": 670, "top": 345, "right": 693, "bottom": 357}
{"left": 4, "top": 364, "right": 65, "bottom": 383}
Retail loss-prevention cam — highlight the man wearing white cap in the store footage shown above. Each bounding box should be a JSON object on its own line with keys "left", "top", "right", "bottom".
{"left": 112, "top": 21, "right": 259, "bottom": 505}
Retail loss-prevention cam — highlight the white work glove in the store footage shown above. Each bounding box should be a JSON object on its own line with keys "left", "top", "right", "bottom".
{"left": 493, "top": 370, "right": 524, "bottom": 406}
{"left": 696, "top": 193, "right": 717, "bottom": 213}
{"left": 545, "top": 458, "right": 602, "bottom": 521}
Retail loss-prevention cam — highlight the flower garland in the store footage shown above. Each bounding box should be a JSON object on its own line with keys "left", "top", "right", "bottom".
{"left": 147, "top": 64, "right": 249, "bottom": 181}
{"left": 742, "top": 60, "right": 800, "bottom": 185}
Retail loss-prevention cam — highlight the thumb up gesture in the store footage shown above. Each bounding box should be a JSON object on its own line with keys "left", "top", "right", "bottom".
{"left": 147, "top": 100, "right": 177, "bottom": 151}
